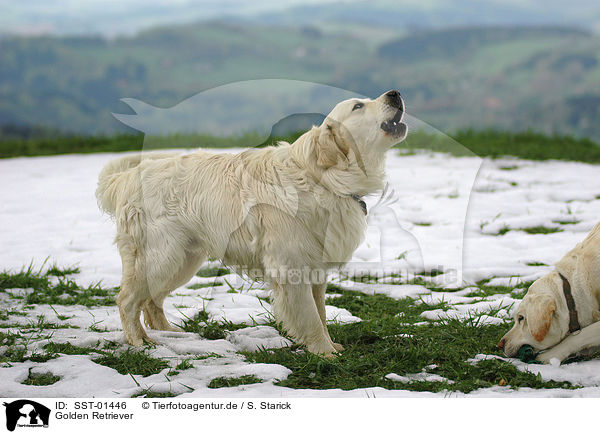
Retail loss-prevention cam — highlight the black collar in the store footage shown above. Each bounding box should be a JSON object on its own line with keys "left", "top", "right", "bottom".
{"left": 350, "top": 194, "right": 367, "bottom": 215}
{"left": 559, "top": 272, "right": 581, "bottom": 334}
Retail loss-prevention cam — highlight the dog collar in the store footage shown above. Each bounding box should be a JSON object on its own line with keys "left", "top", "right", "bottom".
{"left": 350, "top": 194, "right": 367, "bottom": 215}
{"left": 559, "top": 272, "right": 581, "bottom": 334}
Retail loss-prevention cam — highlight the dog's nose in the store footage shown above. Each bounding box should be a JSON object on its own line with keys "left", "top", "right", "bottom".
{"left": 497, "top": 338, "right": 506, "bottom": 349}
{"left": 385, "top": 90, "right": 402, "bottom": 109}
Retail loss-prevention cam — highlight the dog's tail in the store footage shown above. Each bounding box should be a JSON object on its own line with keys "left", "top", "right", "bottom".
{"left": 96, "top": 153, "right": 175, "bottom": 216}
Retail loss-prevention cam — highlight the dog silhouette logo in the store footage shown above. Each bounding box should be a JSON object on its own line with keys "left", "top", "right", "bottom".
{"left": 3, "top": 400, "right": 50, "bottom": 431}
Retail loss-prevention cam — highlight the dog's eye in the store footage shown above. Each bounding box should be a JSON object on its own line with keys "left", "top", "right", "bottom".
{"left": 517, "top": 315, "right": 524, "bottom": 323}
{"left": 352, "top": 103, "right": 364, "bottom": 111}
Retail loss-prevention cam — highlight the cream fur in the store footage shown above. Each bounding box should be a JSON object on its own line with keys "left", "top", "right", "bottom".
{"left": 96, "top": 92, "right": 406, "bottom": 356}
{"left": 499, "top": 222, "right": 600, "bottom": 363}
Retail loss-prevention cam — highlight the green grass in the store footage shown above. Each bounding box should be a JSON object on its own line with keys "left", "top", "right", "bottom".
{"left": 521, "top": 226, "right": 563, "bottom": 235}
{"left": 22, "top": 371, "right": 61, "bottom": 386}
{"left": 0, "top": 265, "right": 117, "bottom": 307}
{"left": 43, "top": 342, "right": 98, "bottom": 356}
{"left": 132, "top": 390, "right": 178, "bottom": 398}
{"left": 187, "top": 282, "right": 220, "bottom": 290}
{"left": 208, "top": 375, "right": 263, "bottom": 389}
{"left": 46, "top": 264, "right": 81, "bottom": 277}
{"left": 244, "top": 287, "right": 576, "bottom": 393}
{"left": 196, "top": 267, "right": 231, "bottom": 278}
{"left": 398, "top": 129, "right": 600, "bottom": 163}
{"left": 553, "top": 219, "right": 581, "bottom": 225}
{"left": 180, "top": 309, "right": 249, "bottom": 340}
{"left": 1, "top": 128, "right": 599, "bottom": 164}
{"left": 493, "top": 225, "right": 563, "bottom": 236}
{"left": 94, "top": 348, "right": 169, "bottom": 377}
{"left": 175, "top": 359, "right": 194, "bottom": 371}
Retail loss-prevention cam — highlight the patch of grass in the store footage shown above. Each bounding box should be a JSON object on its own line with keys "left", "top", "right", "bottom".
{"left": 132, "top": 390, "right": 177, "bottom": 398}
{"left": 22, "top": 371, "right": 61, "bottom": 386}
{"left": 94, "top": 348, "right": 169, "bottom": 377}
{"left": 416, "top": 269, "right": 445, "bottom": 277}
{"left": 397, "top": 128, "right": 600, "bottom": 163}
{"left": 493, "top": 225, "right": 563, "bottom": 236}
{"left": 181, "top": 309, "right": 248, "bottom": 340}
{"left": 526, "top": 261, "right": 548, "bottom": 267}
{"left": 193, "top": 353, "right": 223, "bottom": 360}
{"left": 0, "top": 309, "right": 28, "bottom": 321}
{"left": 208, "top": 375, "right": 263, "bottom": 388}
{"left": 468, "top": 279, "right": 532, "bottom": 298}
{"left": 44, "top": 342, "right": 97, "bottom": 356}
{"left": 553, "top": 219, "right": 581, "bottom": 225}
{"left": 27, "top": 279, "right": 118, "bottom": 307}
{"left": 0, "top": 264, "right": 50, "bottom": 292}
{"left": 1, "top": 264, "right": 117, "bottom": 306}
{"left": 175, "top": 359, "right": 194, "bottom": 371}
{"left": 521, "top": 226, "right": 563, "bottom": 235}
{"left": 413, "top": 222, "right": 432, "bottom": 227}
{"left": 46, "top": 264, "right": 80, "bottom": 277}
{"left": 495, "top": 225, "right": 511, "bottom": 236}
{"left": 499, "top": 165, "right": 520, "bottom": 171}
{"left": 245, "top": 288, "right": 573, "bottom": 393}
{"left": 0, "top": 330, "right": 57, "bottom": 364}
{"left": 196, "top": 267, "right": 230, "bottom": 278}
{"left": 22, "top": 315, "right": 77, "bottom": 331}
{"left": 187, "top": 282, "right": 219, "bottom": 290}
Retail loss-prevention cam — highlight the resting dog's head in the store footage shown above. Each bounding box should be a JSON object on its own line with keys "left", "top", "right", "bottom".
{"left": 498, "top": 272, "right": 569, "bottom": 357}
{"left": 298, "top": 90, "right": 406, "bottom": 194}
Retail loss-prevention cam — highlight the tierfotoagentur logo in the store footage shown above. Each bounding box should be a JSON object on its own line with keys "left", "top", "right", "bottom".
{"left": 112, "top": 79, "right": 482, "bottom": 295}
{"left": 3, "top": 400, "right": 50, "bottom": 432}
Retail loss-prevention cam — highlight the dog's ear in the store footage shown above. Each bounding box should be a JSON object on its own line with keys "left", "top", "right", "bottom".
{"left": 316, "top": 123, "right": 349, "bottom": 169}
{"left": 526, "top": 295, "right": 556, "bottom": 342}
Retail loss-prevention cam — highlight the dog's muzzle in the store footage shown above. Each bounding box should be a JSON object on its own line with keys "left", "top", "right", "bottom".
{"left": 381, "top": 90, "right": 406, "bottom": 137}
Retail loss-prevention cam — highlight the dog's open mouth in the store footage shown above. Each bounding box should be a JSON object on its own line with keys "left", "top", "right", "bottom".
{"left": 381, "top": 109, "right": 407, "bottom": 137}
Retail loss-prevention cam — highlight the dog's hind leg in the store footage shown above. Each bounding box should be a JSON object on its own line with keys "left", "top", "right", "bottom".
{"left": 116, "top": 233, "right": 154, "bottom": 346}
{"left": 272, "top": 282, "right": 337, "bottom": 357}
{"left": 312, "top": 283, "right": 344, "bottom": 352}
{"left": 143, "top": 251, "right": 206, "bottom": 331}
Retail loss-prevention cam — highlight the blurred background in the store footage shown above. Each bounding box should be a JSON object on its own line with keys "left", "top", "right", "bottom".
{"left": 1, "top": 0, "right": 599, "bottom": 150}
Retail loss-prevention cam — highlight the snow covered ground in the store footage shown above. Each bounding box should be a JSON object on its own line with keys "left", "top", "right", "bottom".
{"left": 1, "top": 148, "right": 600, "bottom": 397}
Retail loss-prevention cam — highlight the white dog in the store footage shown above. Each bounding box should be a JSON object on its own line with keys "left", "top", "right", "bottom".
{"left": 97, "top": 90, "right": 406, "bottom": 356}
{"left": 498, "top": 222, "right": 600, "bottom": 363}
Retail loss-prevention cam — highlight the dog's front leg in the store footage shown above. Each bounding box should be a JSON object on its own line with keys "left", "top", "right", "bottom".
{"left": 536, "top": 321, "right": 600, "bottom": 364}
{"left": 312, "top": 283, "right": 344, "bottom": 352}
{"left": 271, "top": 282, "right": 338, "bottom": 357}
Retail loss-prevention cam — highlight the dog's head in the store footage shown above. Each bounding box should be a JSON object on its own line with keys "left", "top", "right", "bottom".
{"left": 498, "top": 272, "right": 569, "bottom": 357}
{"left": 313, "top": 90, "right": 407, "bottom": 170}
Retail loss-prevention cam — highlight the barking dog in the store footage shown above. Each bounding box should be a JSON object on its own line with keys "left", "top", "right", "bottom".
{"left": 96, "top": 90, "right": 407, "bottom": 356}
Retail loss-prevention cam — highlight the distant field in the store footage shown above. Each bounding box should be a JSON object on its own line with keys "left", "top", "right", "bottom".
{"left": 1, "top": 129, "right": 599, "bottom": 163}
{"left": 1, "top": 23, "right": 600, "bottom": 140}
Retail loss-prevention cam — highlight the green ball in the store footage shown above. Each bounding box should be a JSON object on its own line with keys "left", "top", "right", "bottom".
{"left": 517, "top": 345, "right": 539, "bottom": 363}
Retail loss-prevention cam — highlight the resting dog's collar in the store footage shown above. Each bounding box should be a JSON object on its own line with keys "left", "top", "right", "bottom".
{"left": 350, "top": 194, "right": 367, "bottom": 215}
{"left": 559, "top": 272, "right": 581, "bottom": 334}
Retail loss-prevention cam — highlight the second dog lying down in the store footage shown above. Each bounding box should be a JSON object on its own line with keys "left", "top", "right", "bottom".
{"left": 498, "top": 222, "right": 600, "bottom": 364}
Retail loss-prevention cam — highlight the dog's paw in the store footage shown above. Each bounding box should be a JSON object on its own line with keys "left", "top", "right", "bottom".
{"left": 126, "top": 336, "right": 145, "bottom": 347}
{"left": 307, "top": 342, "right": 338, "bottom": 357}
{"left": 332, "top": 342, "right": 344, "bottom": 352}
{"left": 535, "top": 350, "right": 565, "bottom": 365}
